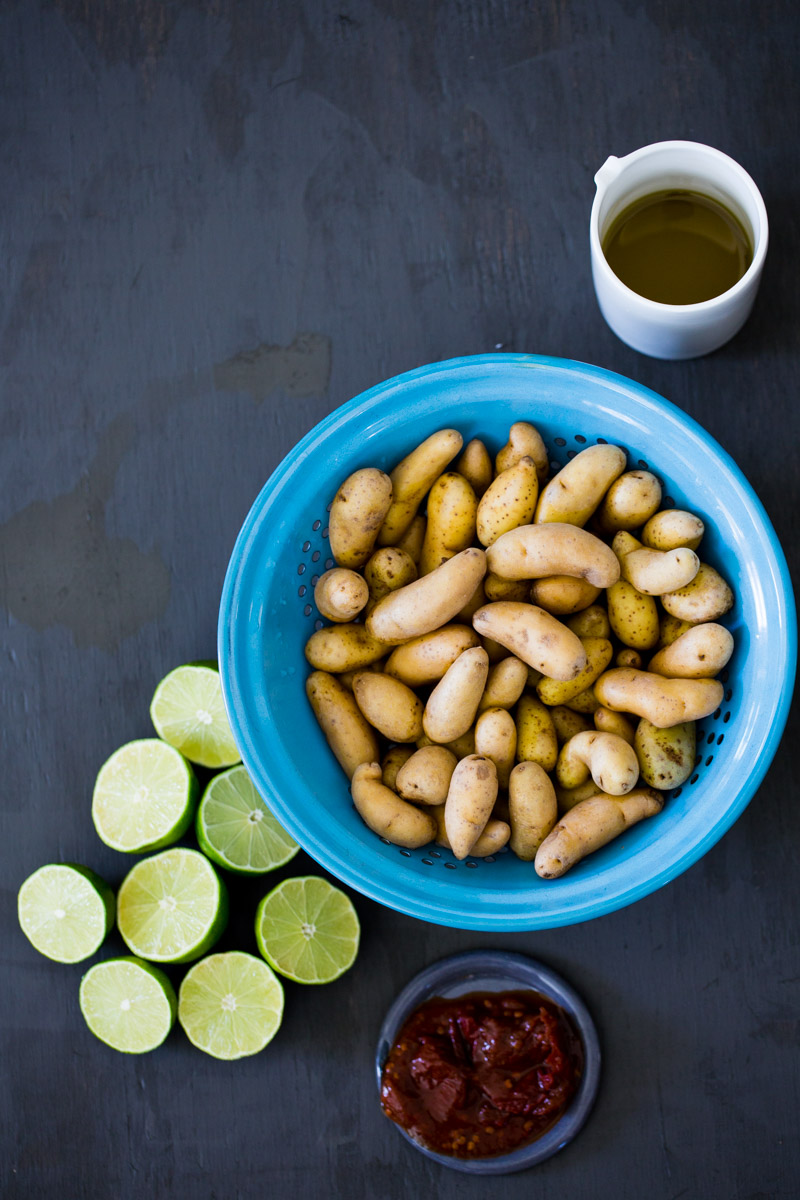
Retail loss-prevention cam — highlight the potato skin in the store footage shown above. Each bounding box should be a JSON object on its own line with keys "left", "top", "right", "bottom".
{"left": 661, "top": 563, "right": 734, "bottom": 624}
{"left": 595, "top": 668, "right": 724, "bottom": 728}
{"left": 352, "top": 671, "right": 424, "bottom": 743}
{"left": 634, "top": 719, "right": 696, "bottom": 790}
{"left": 474, "top": 707, "right": 517, "bottom": 788}
{"left": 476, "top": 457, "right": 539, "bottom": 547}
{"left": 444, "top": 754, "right": 499, "bottom": 859}
{"left": 484, "top": 573, "right": 531, "bottom": 603}
{"left": 423, "top": 646, "right": 489, "bottom": 744}
{"left": 615, "top": 648, "right": 643, "bottom": 669}
{"left": 487, "top": 523, "right": 620, "bottom": 589}
{"left": 366, "top": 547, "right": 487, "bottom": 644}
{"left": 306, "top": 672, "right": 380, "bottom": 779}
{"left": 329, "top": 468, "right": 393, "bottom": 568}
{"left": 530, "top": 575, "right": 601, "bottom": 615}
{"left": 473, "top": 602, "right": 587, "bottom": 681}
{"left": 433, "top": 807, "right": 511, "bottom": 857}
{"left": 384, "top": 624, "right": 481, "bottom": 686}
{"left": 594, "top": 707, "right": 636, "bottom": 745}
{"left": 419, "top": 472, "right": 478, "bottom": 576}
{"left": 621, "top": 546, "right": 700, "bottom": 596}
{"left": 555, "top": 730, "right": 639, "bottom": 795}
{"left": 535, "top": 637, "right": 613, "bottom": 706}
{"left": 642, "top": 509, "right": 704, "bottom": 551}
{"left": 305, "top": 623, "right": 388, "bottom": 673}
{"left": 395, "top": 514, "right": 426, "bottom": 565}
{"left": 596, "top": 470, "right": 662, "bottom": 534}
{"left": 508, "top": 761, "right": 557, "bottom": 860}
{"left": 351, "top": 763, "right": 437, "bottom": 848}
{"left": 535, "top": 444, "right": 627, "bottom": 526}
{"left": 534, "top": 787, "right": 663, "bottom": 878}
{"left": 566, "top": 604, "right": 612, "bottom": 640}
{"left": 381, "top": 745, "right": 415, "bottom": 791}
{"left": 395, "top": 745, "right": 458, "bottom": 805}
{"left": 496, "top": 421, "right": 549, "bottom": 484}
{"left": 648, "top": 623, "right": 734, "bottom": 678}
{"left": 314, "top": 568, "right": 369, "bottom": 623}
{"left": 515, "top": 694, "right": 558, "bottom": 772}
{"left": 607, "top": 580, "right": 660, "bottom": 651}
{"left": 378, "top": 428, "right": 464, "bottom": 546}
{"left": 550, "top": 706, "right": 595, "bottom": 743}
{"left": 457, "top": 439, "right": 493, "bottom": 497}
{"left": 364, "top": 547, "right": 418, "bottom": 601}
{"left": 478, "top": 655, "right": 529, "bottom": 713}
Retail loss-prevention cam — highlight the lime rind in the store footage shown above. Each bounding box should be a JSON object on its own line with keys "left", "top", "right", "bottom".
{"left": 195, "top": 765, "right": 299, "bottom": 875}
{"left": 92, "top": 739, "right": 198, "bottom": 854}
{"left": 79, "top": 956, "right": 177, "bottom": 1053}
{"left": 117, "top": 848, "right": 228, "bottom": 964}
{"left": 18, "top": 863, "right": 115, "bottom": 964}
{"left": 178, "top": 951, "right": 284, "bottom": 1060}
{"left": 255, "top": 876, "right": 360, "bottom": 985}
{"left": 150, "top": 664, "right": 241, "bottom": 769}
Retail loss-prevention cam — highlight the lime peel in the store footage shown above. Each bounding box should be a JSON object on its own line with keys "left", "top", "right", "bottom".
{"left": 255, "top": 876, "right": 360, "bottom": 985}
{"left": 196, "top": 765, "right": 299, "bottom": 875}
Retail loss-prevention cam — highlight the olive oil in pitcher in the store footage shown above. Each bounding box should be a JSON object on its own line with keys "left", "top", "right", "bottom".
{"left": 602, "top": 189, "right": 753, "bottom": 305}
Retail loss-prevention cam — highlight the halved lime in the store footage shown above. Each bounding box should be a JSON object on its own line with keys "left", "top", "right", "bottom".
{"left": 195, "top": 766, "right": 299, "bottom": 875}
{"left": 150, "top": 663, "right": 241, "bottom": 769}
{"left": 178, "top": 951, "right": 284, "bottom": 1060}
{"left": 255, "top": 876, "right": 360, "bottom": 984}
{"left": 92, "top": 739, "right": 198, "bottom": 854}
{"left": 79, "top": 957, "right": 177, "bottom": 1053}
{"left": 117, "top": 848, "right": 228, "bottom": 964}
{"left": 18, "top": 864, "right": 115, "bottom": 964}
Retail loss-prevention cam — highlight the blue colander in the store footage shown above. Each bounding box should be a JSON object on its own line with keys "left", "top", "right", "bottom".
{"left": 218, "top": 354, "right": 796, "bottom": 931}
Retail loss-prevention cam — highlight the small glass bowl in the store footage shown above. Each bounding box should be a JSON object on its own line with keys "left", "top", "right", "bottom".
{"left": 375, "top": 949, "right": 601, "bottom": 1175}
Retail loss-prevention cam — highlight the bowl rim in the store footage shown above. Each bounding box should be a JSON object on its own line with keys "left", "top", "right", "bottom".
{"left": 219, "top": 352, "right": 797, "bottom": 930}
{"left": 374, "top": 949, "right": 601, "bottom": 1174}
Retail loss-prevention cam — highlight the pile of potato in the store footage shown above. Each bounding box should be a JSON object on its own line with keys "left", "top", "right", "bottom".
{"left": 304, "top": 424, "right": 734, "bottom": 879}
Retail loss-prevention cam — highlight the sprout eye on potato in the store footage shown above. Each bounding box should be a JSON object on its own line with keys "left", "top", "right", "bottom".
{"left": 305, "top": 420, "right": 735, "bottom": 878}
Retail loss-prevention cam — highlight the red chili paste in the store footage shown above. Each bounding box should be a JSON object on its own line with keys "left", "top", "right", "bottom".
{"left": 380, "top": 990, "right": 583, "bottom": 1159}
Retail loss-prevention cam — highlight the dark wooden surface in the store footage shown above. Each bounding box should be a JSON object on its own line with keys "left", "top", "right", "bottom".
{"left": 3, "top": 2, "right": 799, "bottom": 1197}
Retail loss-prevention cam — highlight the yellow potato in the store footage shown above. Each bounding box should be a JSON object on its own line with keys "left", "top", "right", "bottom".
{"left": 642, "top": 509, "right": 704, "bottom": 551}
{"left": 515, "top": 694, "right": 558, "bottom": 772}
{"left": 381, "top": 745, "right": 415, "bottom": 791}
{"left": 535, "top": 444, "right": 627, "bottom": 525}
{"left": 595, "top": 668, "right": 724, "bottom": 728}
{"left": 305, "top": 623, "right": 388, "bottom": 672}
{"left": 366, "top": 547, "right": 487, "bottom": 644}
{"left": 634, "top": 719, "right": 696, "bottom": 790}
{"left": 423, "top": 646, "right": 489, "bottom": 744}
{"left": 444, "top": 754, "right": 499, "bottom": 859}
{"left": 457, "top": 578, "right": 487, "bottom": 622}
{"left": 419, "top": 472, "right": 478, "bottom": 576}
{"left": 415, "top": 729, "right": 477, "bottom": 759}
{"left": 496, "top": 421, "right": 549, "bottom": 484}
{"left": 566, "top": 604, "right": 612, "bottom": 640}
{"left": 594, "top": 707, "right": 636, "bottom": 745}
{"left": 615, "top": 648, "right": 643, "bottom": 669}
{"left": 476, "top": 457, "right": 539, "bottom": 546}
{"left": 648, "top": 622, "right": 734, "bottom": 678}
{"left": 314, "top": 568, "right": 369, "bottom": 623}
{"left": 487, "top": 523, "right": 620, "bottom": 588}
{"left": 478, "top": 655, "right": 529, "bottom": 712}
{"left": 550, "top": 706, "right": 594, "bottom": 743}
{"left": 395, "top": 745, "right": 458, "bottom": 805}
{"left": 606, "top": 580, "right": 660, "bottom": 650}
{"left": 474, "top": 707, "right": 517, "bottom": 788}
{"left": 384, "top": 624, "right": 480, "bottom": 686}
{"left": 621, "top": 545, "right": 700, "bottom": 596}
{"left": 433, "top": 806, "right": 511, "bottom": 857}
{"left": 378, "top": 428, "right": 464, "bottom": 545}
{"left": 555, "top": 779, "right": 601, "bottom": 813}
{"left": 482, "top": 635, "right": 512, "bottom": 663}
{"left": 595, "top": 470, "right": 662, "bottom": 534}
{"left": 534, "top": 788, "right": 663, "bottom": 878}
{"left": 562, "top": 687, "right": 601, "bottom": 714}
{"left": 555, "top": 730, "right": 639, "bottom": 795}
{"left": 457, "top": 439, "right": 493, "bottom": 497}
{"left": 351, "top": 763, "right": 437, "bottom": 848}
{"left": 535, "top": 636, "right": 613, "bottom": 706}
{"left": 306, "top": 672, "right": 380, "bottom": 779}
{"left": 508, "top": 761, "right": 557, "bottom": 860}
{"left": 473, "top": 602, "right": 587, "bottom": 680}
{"left": 661, "top": 563, "right": 734, "bottom": 624}
{"left": 364, "top": 547, "right": 418, "bottom": 601}
{"left": 395, "top": 514, "right": 426, "bottom": 565}
{"left": 484, "top": 573, "right": 531, "bottom": 602}
{"left": 657, "top": 613, "right": 694, "bottom": 648}
{"left": 352, "top": 672, "right": 424, "bottom": 743}
{"left": 329, "top": 467, "right": 393, "bottom": 568}
{"left": 530, "top": 575, "right": 601, "bottom": 615}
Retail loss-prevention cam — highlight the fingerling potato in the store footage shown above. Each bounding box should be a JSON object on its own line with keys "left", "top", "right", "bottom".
{"left": 423, "top": 646, "right": 489, "bottom": 743}
{"left": 473, "top": 602, "right": 587, "bottom": 680}
{"left": 305, "top": 623, "right": 388, "bottom": 672}
{"left": 378, "top": 428, "right": 463, "bottom": 545}
{"left": 474, "top": 707, "right": 517, "bottom": 788}
{"left": 457, "top": 438, "right": 493, "bottom": 497}
{"left": 487, "top": 523, "right": 620, "bottom": 588}
{"left": 535, "top": 444, "right": 627, "bottom": 526}
{"left": 508, "top": 761, "right": 557, "bottom": 859}
{"left": 384, "top": 624, "right": 480, "bottom": 686}
{"left": 444, "top": 754, "right": 499, "bottom": 859}
{"left": 595, "top": 470, "right": 662, "bottom": 533}
{"left": 476, "top": 457, "right": 539, "bottom": 546}
{"left": 534, "top": 787, "right": 663, "bottom": 878}
{"left": 647, "top": 622, "right": 734, "bottom": 678}
{"left": 496, "top": 421, "right": 549, "bottom": 483}
{"left": 351, "top": 763, "right": 436, "bottom": 848}
{"left": 314, "top": 568, "right": 369, "bottom": 623}
{"left": 306, "top": 672, "right": 380, "bottom": 779}
{"left": 642, "top": 509, "right": 704, "bottom": 551}
{"left": 352, "top": 671, "right": 424, "bottom": 743}
{"left": 419, "top": 472, "right": 478, "bottom": 575}
{"left": 395, "top": 745, "right": 458, "bottom": 805}
{"left": 515, "top": 694, "right": 558, "bottom": 772}
{"left": 634, "top": 719, "right": 696, "bottom": 790}
{"left": 661, "top": 563, "right": 734, "bottom": 624}
{"left": 329, "top": 467, "right": 393, "bottom": 568}
{"left": 595, "top": 668, "right": 724, "bottom": 727}
{"left": 367, "top": 547, "right": 487, "bottom": 644}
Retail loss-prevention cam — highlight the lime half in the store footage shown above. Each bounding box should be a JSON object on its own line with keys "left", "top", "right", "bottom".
{"left": 255, "top": 876, "right": 360, "bottom": 984}
{"left": 117, "top": 848, "right": 228, "bottom": 964}
{"left": 178, "top": 951, "right": 284, "bottom": 1060}
{"left": 150, "top": 663, "right": 241, "bottom": 769}
{"left": 79, "top": 957, "right": 177, "bottom": 1053}
{"left": 196, "top": 766, "right": 299, "bottom": 875}
{"left": 92, "top": 739, "right": 198, "bottom": 853}
{"left": 18, "top": 864, "right": 115, "bottom": 964}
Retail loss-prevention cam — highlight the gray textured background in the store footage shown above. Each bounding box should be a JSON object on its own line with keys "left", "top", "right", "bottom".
{"left": 2, "top": 2, "right": 798, "bottom": 1197}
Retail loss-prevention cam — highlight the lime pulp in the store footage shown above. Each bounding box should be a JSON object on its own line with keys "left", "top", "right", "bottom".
{"left": 79, "top": 957, "right": 177, "bottom": 1053}
{"left": 195, "top": 765, "right": 299, "bottom": 875}
{"left": 150, "top": 663, "right": 241, "bottom": 769}
{"left": 178, "top": 951, "right": 284, "bottom": 1060}
{"left": 117, "top": 848, "right": 228, "bottom": 964}
{"left": 17, "top": 864, "right": 115, "bottom": 964}
{"left": 255, "top": 876, "right": 360, "bottom": 984}
{"left": 92, "top": 739, "right": 198, "bottom": 853}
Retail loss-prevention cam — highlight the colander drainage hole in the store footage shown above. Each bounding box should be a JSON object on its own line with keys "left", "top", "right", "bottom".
{"left": 725, "top": 688, "right": 733, "bottom": 702}
{"left": 707, "top": 731, "right": 715, "bottom": 744}
{"left": 311, "top": 575, "right": 319, "bottom": 586}
{"left": 566, "top": 449, "right": 578, "bottom": 459}
{"left": 465, "top": 862, "right": 478, "bottom": 869}
{"left": 717, "top": 733, "right": 725, "bottom": 745}
{"left": 444, "top": 862, "right": 456, "bottom": 870}
{"left": 297, "top": 563, "right": 306, "bottom": 575}
{"left": 484, "top": 856, "right": 496, "bottom": 863}
{"left": 554, "top": 437, "right": 566, "bottom": 447}
{"left": 690, "top": 773, "right": 699, "bottom": 785}
{"left": 311, "top": 551, "right": 320, "bottom": 562}
{"left": 663, "top": 495, "right": 674, "bottom": 506}
{"left": 303, "top": 605, "right": 312, "bottom": 616}
{"left": 400, "top": 849, "right": 411, "bottom": 857}
{"left": 637, "top": 458, "right": 649, "bottom": 469}
{"left": 298, "top": 585, "right": 306, "bottom": 597}
{"left": 705, "top": 756, "right": 714, "bottom": 767}
{"left": 322, "top": 527, "right": 329, "bottom": 539}
{"left": 421, "top": 858, "right": 434, "bottom": 866}
{"left": 312, "top": 520, "right": 321, "bottom": 531}
{"left": 302, "top": 540, "right": 311, "bottom": 552}
{"left": 314, "top": 619, "right": 323, "bottom": 631}
{"left": 672, "top": 787, "right": 683, "bottom": 799}
{"left": 325, "top": 558, "right": 334, "bottom": 569}
{"left": 723, "top": 711, "right": 731, "bottom": 723}
{"left": 431, "top": 851, "right": 441, "bottom": 859}
{"left": 574, "top": 434, "right": 586, "bottom": 444}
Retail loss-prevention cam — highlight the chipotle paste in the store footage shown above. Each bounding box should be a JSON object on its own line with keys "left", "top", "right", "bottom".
{"left": 380, "top": 990, "right": 583, "bottom": 1159}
